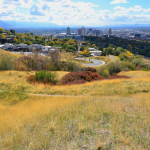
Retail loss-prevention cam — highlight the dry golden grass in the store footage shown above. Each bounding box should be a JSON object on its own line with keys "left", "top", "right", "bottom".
{"left": 0, "top": 70, "right": 69, "bottom": 91}
{"left": 0, "top": 71, "right": 150, "bottom": 97}
{"left": 118, "top": 70, "right": 150, "bottom": 78}
{"left": 0, "top": 92, "right": 150, "bottom": 149}
{"left": 142, "top": 58, "right": 150, "bottom": 65}
{"left": 60, "top": 51, "right": 77, "bottom": 62}
{"left": 0, "top": 49, "right": 22, "bottom": 59}
{"left": 0, "top": 70, "right": 150, "bottom": 149}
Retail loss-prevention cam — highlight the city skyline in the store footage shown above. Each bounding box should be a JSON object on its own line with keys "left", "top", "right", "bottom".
{"left": 0, "top": 0, "right": 150, "bottom": 27}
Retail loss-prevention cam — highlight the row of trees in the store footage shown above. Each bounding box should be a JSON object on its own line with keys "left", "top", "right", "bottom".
{"left": 84, "top": 36, "right": 150, "bottom": 57}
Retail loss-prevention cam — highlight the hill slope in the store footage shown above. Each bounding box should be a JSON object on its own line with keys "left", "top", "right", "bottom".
{"left": 0, "top": 70, "right": 150, "bottom": 149}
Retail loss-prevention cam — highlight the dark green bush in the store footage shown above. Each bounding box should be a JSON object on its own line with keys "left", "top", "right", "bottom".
{"left": 114, "top": 47, "right": 125, "bottom": 56}
{"left": 98, "top": 62, "right": 122, "bottom": 76}
{"left": 35, "top": 70, "right": 58, "bottom": 84}
{"left": 142, "top": 68, "right": 149, "bottom": 71}
{"left": 103, "top": 47, "right": 113, "bottom": 55}
{"left": 107, "top": 62, "right": 122, "bottom": 75}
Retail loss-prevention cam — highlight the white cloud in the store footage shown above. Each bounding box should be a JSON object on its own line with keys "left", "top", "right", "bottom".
{"left": 114, "top": 5, "right": 150, "bottom": 14}
{"left": 110, "top": 0, "right": 127, "bottom": 4}
{"left": 1, "top": 0, "right": 150, "bottom": 26}
{"left": 29, "top": 4, "right": 45, "bottom": 16}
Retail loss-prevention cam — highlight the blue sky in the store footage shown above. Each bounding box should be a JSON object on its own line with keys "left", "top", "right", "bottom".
{"left": 0, "top": 0, "right": 150, "bottom": 26}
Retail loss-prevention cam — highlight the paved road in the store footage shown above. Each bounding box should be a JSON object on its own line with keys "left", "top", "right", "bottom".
{"left": 108, "top": 55, "right": 117, "bottom": 61}
{"left": 75, "top": 58, "right": 105, "bottom": 66}
{"left": 144, "top": 56, "right": 150, "bottom": 60}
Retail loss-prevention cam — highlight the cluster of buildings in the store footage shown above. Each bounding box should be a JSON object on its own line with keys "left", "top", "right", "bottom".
{"left": 0, "top": 43, "right": 60, "bottom": 53}
{"left": 78, "top": 27, "right": 101, "bottom": 36}
{"left": 100, "top": 28, "right": 150, "bottom": 40}
{"left": 54, "top": 26, "right": 82, "bottom": 40}
{"left": 54, "top": 26, "right": 150, "bottom": 41}
{"left": 54, "top": 26, "right": 101, "bottom": 39}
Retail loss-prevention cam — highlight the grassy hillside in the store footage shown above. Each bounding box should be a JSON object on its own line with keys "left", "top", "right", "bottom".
{"left": 0, "top": 50, "right": 150, "bottom": 149}
{"left": 0, "top": 49, "right": 22, "bottom": 59}
{"left": 0, "top": 90, "right": 150, "bottom": 149}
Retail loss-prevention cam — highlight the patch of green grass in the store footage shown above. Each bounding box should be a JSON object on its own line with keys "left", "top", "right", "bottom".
{"left": 0, "top": 91, "right": 28, "bottom": 105}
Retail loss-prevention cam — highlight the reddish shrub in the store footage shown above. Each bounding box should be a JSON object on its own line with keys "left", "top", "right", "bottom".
{"left": 66, "top": 79, "right": 86, "bottom": 85}
{"left": 136, "top": 65, "right": 142, "bottom": 70}
{"left": 59, "top": 71, "right": 104, "bottom": 85}
{"left": 86, "top": 67, "right": 97, "bottom": 72}
{"left": 27, "top": 75, "right": 36, "bottom": 82}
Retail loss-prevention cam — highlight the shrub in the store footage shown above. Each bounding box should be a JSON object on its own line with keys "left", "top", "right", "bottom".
{"left": 15, "top": 61, "right": 28, "bottom": 71}
{"left": 103, "top": 47, "right": 113, "bottom": 55}
{"left": 80, "top": 49, "right": 91, "bottom": 56}
{"left": 27, "top": 75, "right": 36, "bottom": 82}
{"left": 136, "top": 66, "right": 143, "bottom": 70}
{"left": 142, "top": 68, "right": 149, "bottom": 71}
{"left": 0, "top": 56, "right": 14, "bottom": 71}
{"left": 107, "top": 62, "right": 122, "bottom": 75}
{"left": 35, "top": 70, "right": 58, "bottom": 84}
{"left": 59, "top": 71, "right": 104, "bottom": 85}
{"left": 66, "top": 61, "right": 78, "bottom": 72}
{"left": 16, "top": 56, "right": 48, "bottom": 71}
{"left": 131, "top": 58, "right": 142, "bottom": 66}
{"left": 139, "top": 62, "right": 150, "bottom": 70}
{"left": 97, "top": 67, "right": 110, "bottom": 77}
{"left": 48, "top": 50, "right": 60, "bottom": 70}
{"left": 119, "top": 53, "right": 133, "bottom": 61}
{"left": 126, "top": 51, "right": 133, "bottom": 56}
{"left": 98, "top": 62, "right": 122, "bottom": 76}
{"left": 86, "top": 67, "right": 97, "bottom": 72}
{"left": 122, "top": 61, "right": 136, "bottom": 70}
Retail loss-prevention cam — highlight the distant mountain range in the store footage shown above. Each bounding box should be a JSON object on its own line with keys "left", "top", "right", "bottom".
{"left": 0, "top": 21, "right": 14, "bottom": 28}
{"left": 1, "top": 20, "right": 150, "bottom": 29}
{"left": 3, "top": 20, "right": 60, "bottom": 28}
{"left": 105, "top": 24, "right": 150, "bottom": 28}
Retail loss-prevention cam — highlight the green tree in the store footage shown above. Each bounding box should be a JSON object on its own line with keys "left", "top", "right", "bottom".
{"left": 67, "top": 39, "right": 75, "bottom": 45}
{"left": 46, "top": 41, "right": 53, "bottom": 46}
{"left": 103, "top": 47, "right": 113, "bottom": 55}
{"left": 66, "top": 45, "right": 76, "bottom": 52}
{"left": 0, "top": 27, "right": 4, "bottom": 33}
{"left": 24, "top": 40, "right": 32, "bottom": 45}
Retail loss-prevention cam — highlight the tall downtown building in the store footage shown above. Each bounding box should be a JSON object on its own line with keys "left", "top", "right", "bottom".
{"left": 78, "top": 27, "right": 85, "bottom": 36}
